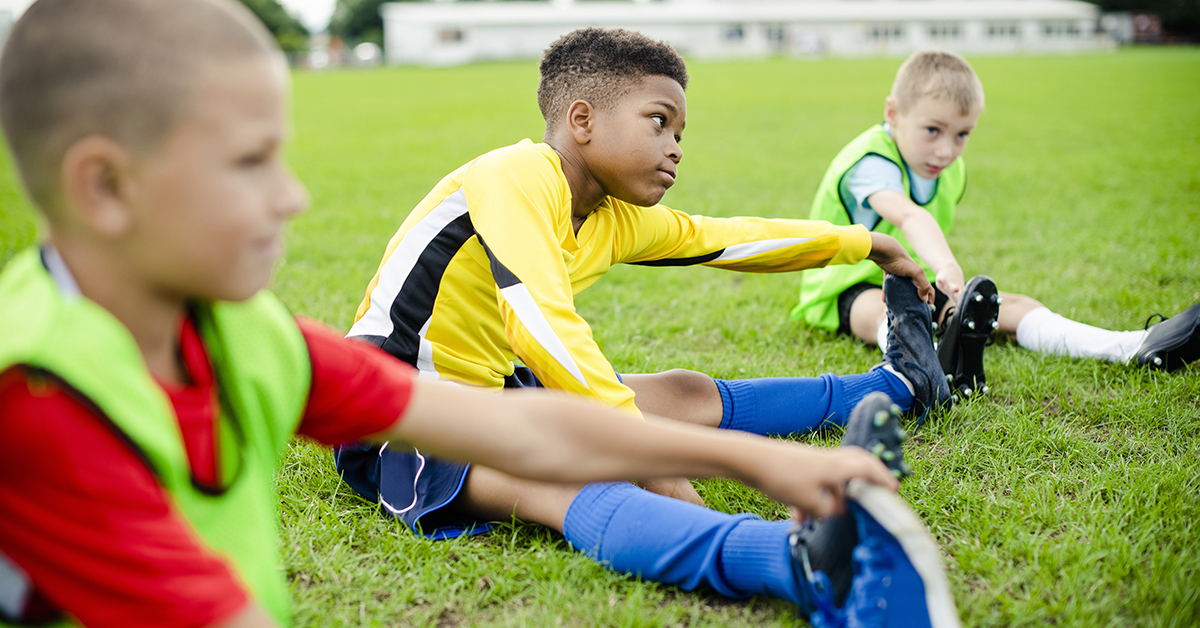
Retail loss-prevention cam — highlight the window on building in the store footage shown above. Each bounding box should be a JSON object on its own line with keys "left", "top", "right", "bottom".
{"left": 987, "top": 22, "right": 1021, "bottom": 38}
{"left": 927, "top": 23, "right": 963, "bottom": 39}
{"left": 765, "top": 24, "right": 787, "bottom": 48}
{"left": 438, "top": 28, "right": 465, "bottom": 43}
{"left": 1042, "top": 21, "right": 1082, "bottom": 37}
{"left": 868, "top": 24, "right": 904, "bottom": 41}
{"left": 724, "top": 24, "right": 745, "bottom": 42}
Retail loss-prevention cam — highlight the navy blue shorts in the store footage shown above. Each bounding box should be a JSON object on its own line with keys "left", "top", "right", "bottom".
{"left": 334, "top": 366, "right": 551, "bottom": 539}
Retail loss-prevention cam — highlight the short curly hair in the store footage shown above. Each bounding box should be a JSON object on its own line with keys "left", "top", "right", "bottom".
{"left": 537, "top": 27, "right": 689, "bottom": 131}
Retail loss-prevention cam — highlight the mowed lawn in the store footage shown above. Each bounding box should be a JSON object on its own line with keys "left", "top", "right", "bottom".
{"left": 2, "top": 49, "right": 1198, "bottom": 627}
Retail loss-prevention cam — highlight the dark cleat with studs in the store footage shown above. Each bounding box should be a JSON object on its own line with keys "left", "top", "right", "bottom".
{"left": 875, "top": 274, "right": 954, "bottom": 425}
{"left": 1133, "top": 300, "right": 1200, "bottom": 372}
{"left": 787, "top": 395, "right": 960, "bottom": 628}
{"left": 935, "top": 275, "right": 1000, "bottom": 398}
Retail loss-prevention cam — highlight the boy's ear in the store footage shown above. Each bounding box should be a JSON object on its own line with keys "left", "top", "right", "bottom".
{"left": 883, "top": 96, "right": 899, "bottom": 126}
{"left": 564, "top": 99, "right": 596, "bottom": 145}
{"left": 60, "top": 136, "right": 136, "bottom": 237}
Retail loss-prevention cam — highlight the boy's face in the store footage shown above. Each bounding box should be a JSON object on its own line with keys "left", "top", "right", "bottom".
{"left": 123, "top": 56, "right": 307, "bottom": 303}
{"left": 885, "top": 96, "right": 980, "bottom": 179}
{"left": 584, "top": 75, "right": 686, "bottom": 207}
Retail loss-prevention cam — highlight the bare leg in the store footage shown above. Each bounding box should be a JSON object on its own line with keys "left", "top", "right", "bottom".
{"left": 996, "top": 291, "right": 1044, "bottom": 341}
{"left": 621, "top": 369, "right": 724, "bottom": 428}
{"left": 449, "top": 465, "right": 584, "bottom": 532}
{"left": 848, "top": 288, "right": 888, "bottom": 346}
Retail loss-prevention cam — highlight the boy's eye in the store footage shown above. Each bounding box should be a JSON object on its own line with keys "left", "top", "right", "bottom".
{"left": 237, "top": 151, "right": 271, "bottom": 168}
{"left": 925, "top": 127, "right": 939, "bottom": 136}
{"left": 651, "top": 114, "right": 666, "bottom": 128}
{"left": 958, "top": 131, "right": 970, "bottom": 139}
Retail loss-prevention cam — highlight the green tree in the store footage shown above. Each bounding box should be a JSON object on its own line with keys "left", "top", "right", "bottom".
{"left": 1090, "top": 0, "right": 1200, "bottom": 37}
{"left": 239, "top": 0, "right": 309, "bottom": 52}
{"left": 329, "top": 0, "right": 387, "bottom": 48}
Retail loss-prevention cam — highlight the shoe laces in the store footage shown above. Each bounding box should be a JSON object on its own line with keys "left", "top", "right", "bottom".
{"left": 1144, "top": 312, "right": 1167, "bottom": 331}
{"left": 932, "top": 305, "right": 955, "bottom": 341}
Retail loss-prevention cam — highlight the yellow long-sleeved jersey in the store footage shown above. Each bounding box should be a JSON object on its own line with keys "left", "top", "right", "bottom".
{"left": 349, "top": 140, "right": 871, "bottom": 416}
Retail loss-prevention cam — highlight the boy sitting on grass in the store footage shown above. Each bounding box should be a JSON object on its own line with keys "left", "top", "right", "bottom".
{"left": 339, "top": 26, "right": 960, "bottom": 624}
{"left": 794, "top": 50, "right": 1199, "bottom": 396}
{"left": 0, "top": 1, "right": 925, "bottom": 626}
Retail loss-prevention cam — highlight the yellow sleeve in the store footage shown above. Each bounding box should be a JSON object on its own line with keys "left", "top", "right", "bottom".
{"left": 610, "top": 202, "right": 872, "bottom": 271}
{"left": 462, "top": 145, "right": 641, "bottom": 416}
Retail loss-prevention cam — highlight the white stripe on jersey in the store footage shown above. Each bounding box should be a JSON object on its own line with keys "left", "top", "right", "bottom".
{"left": 347, "top": 188, "right": 470, "bottom": 370}
{"left": 713, "top": 237, "right": 814, "bottom": 262}
{"left": 415, "top": 318, "right": 439, "bottom": 380}
{"left": 498, "top": 283, "right": 589, "bottom": 388}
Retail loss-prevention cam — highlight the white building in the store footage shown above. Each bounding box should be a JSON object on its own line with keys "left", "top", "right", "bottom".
{"left": 382, "top": 0, "right": 1113, "bottom": 66}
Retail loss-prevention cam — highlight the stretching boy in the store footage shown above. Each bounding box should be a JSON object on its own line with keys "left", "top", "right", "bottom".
{"left": 794, "top": 50, "right": 1199, "bottom": 396}
{"left": 338, "top": 27, "right": 958, "bottom": 623}
{"left": 0, "top": 2, "right": 934, "bottom": 626}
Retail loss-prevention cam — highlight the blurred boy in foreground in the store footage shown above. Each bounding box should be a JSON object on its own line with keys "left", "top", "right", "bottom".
{"left": 0, "top": 1, "right": 911, "bottom": 625}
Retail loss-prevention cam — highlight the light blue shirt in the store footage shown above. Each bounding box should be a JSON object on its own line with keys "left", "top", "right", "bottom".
{"left": 838, "top": 123, "right": 939, "bottom": 229}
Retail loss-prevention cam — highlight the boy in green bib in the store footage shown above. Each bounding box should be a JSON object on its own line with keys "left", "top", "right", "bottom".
{"left": 794, "top": 50, "right": 1199, "bottom": 396}
{"left": 0, "top": 1, "right": 915, "bottom": 625}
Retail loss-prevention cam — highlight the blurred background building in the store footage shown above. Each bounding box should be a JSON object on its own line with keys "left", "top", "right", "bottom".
{"left": 381, "top": 0, "right": 1120, "bottom": 66}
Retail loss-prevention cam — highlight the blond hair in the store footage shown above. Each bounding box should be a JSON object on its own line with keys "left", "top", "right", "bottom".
{"left": 890, "top": 50, "right": 984, "bottom": 115}
{"left": 0, "top": 0, "right": 276, "bottom": 214}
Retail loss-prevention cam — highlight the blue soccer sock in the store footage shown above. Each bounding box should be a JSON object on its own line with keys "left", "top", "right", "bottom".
{"left": 714, "top": 370, "right": 914, "bottom": 436}
{"left": 562, "top": 482, "right": 805, "bottom": 604}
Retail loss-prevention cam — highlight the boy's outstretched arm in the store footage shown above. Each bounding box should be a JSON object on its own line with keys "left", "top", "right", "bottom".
{"left": 869, "top": 190, "right": 963, "bottom": 299}
{"left": 867, "top": 230, "right": 937, "bottom": 305}
{"left": 370, "top": 380, "right": 898, "bottom": 520}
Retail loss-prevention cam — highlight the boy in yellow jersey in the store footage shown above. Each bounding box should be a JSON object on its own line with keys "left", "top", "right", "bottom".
{"left": 794, "top": 50, "right": 1199, "bottom": 396}
{"left": 341, "top": 27, "right": 961, "bottom": 624}
{"left": 0, "top": 2, "right": 925, "bottom": 625}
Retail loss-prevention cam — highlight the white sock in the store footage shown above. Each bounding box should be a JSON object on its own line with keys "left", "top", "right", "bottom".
{"left": 876, "top": 319, "right": 890, "bottom": 353}
{"left": 1014, "top": 306, "right": 1147, "bottom": 363}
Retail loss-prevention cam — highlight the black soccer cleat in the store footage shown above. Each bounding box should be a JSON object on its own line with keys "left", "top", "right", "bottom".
{"left": 936, "top": 275, "right": 1000, "bottom": 398}
{"left": 842, "top": 391, "right": 911, "bottom": 480}
{"left": 786, "top": 392, "right": 910, "bottom": 612}
{"left": 875, "top": 275, "right": 954, "bottom": 424}
{"left": 1133, "top": 300, "right": 1200, "bottom": 372}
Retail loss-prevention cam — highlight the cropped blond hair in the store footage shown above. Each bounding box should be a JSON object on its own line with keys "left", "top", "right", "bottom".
{"left": 890, "top": 50, "right": 984, "bottom": 115}
{"left": 0, "top": 0, "right": 276, "bottom": 214}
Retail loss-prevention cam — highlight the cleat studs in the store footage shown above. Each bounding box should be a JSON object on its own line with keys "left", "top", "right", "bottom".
{"left": 892, "top": 469, "right": 903, "bottom": 478}
{"left": 982, "top": 385, "right": 990, "bottom": 394}
{"left": 992, "top": 320, "right": 1000, "bottom": 330}
{"left": 996, "top": 296, "right": 1004, "bottom": 305}
{"left": 947, "top": 374, "right": 954, "bottom": 382}
{"left": 872, "top": 443, "right": 887, "bottom": 456}
{"left": 967, "top": 320, "right": 976, "bottom": 330}
{"left": 963, "top": 387, "right": 973, "bottom": 397}
{"left": 890, "top": 404, "right": 903, "bottom": 416}
{"left": 897, "top": 428, "right": 908, "bottom": 441}
{"left": 874, "top": 410, "right": 890, "bottom": 426}
{"left": 882, "top": 450, "right": 896, "bottom": 461}
{"left": 1153, "top": 356, "right": 1163, "bottom": 366}
{"left": 974, "top": 293, "right": 983, "bottom": 303}
{"left": 901, "top": 462, "right": 913, "bottom": 475}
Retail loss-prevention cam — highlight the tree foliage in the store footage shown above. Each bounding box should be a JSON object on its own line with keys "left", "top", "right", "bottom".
{"left": 1091, "top": 0, "right": 1200, "bottom": 37}
{"left": 238, "top": 0, "right": 309, "bottom": 52}
{"left": 329, "top": 0, "right": 389, "bottom": 46}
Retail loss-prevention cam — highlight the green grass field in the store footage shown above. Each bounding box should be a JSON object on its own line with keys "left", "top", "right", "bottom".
{"left": 2, "top": 49, "right": 1198, "bottom": 627}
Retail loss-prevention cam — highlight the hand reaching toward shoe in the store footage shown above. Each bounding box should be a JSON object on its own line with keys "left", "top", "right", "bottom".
{"left": 741, "top": 441, "right": 900, "bottom": 522}
{"left": 867, "top": 233, "right": 935, "bottom": 306}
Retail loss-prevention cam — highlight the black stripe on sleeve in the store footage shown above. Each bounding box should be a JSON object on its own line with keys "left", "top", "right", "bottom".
{"left": 630, "top": 249, "right": 725, "bottom": 267}
{"left": 475, "top": 234, "right": 522, "bottom": 289}
{"left": 377, "top": 213, "right": 476, "bottom": 366}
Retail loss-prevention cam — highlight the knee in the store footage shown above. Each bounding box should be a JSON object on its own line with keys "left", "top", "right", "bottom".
{"left": 657, "top": 369, "right": 720, "bottom": 403}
